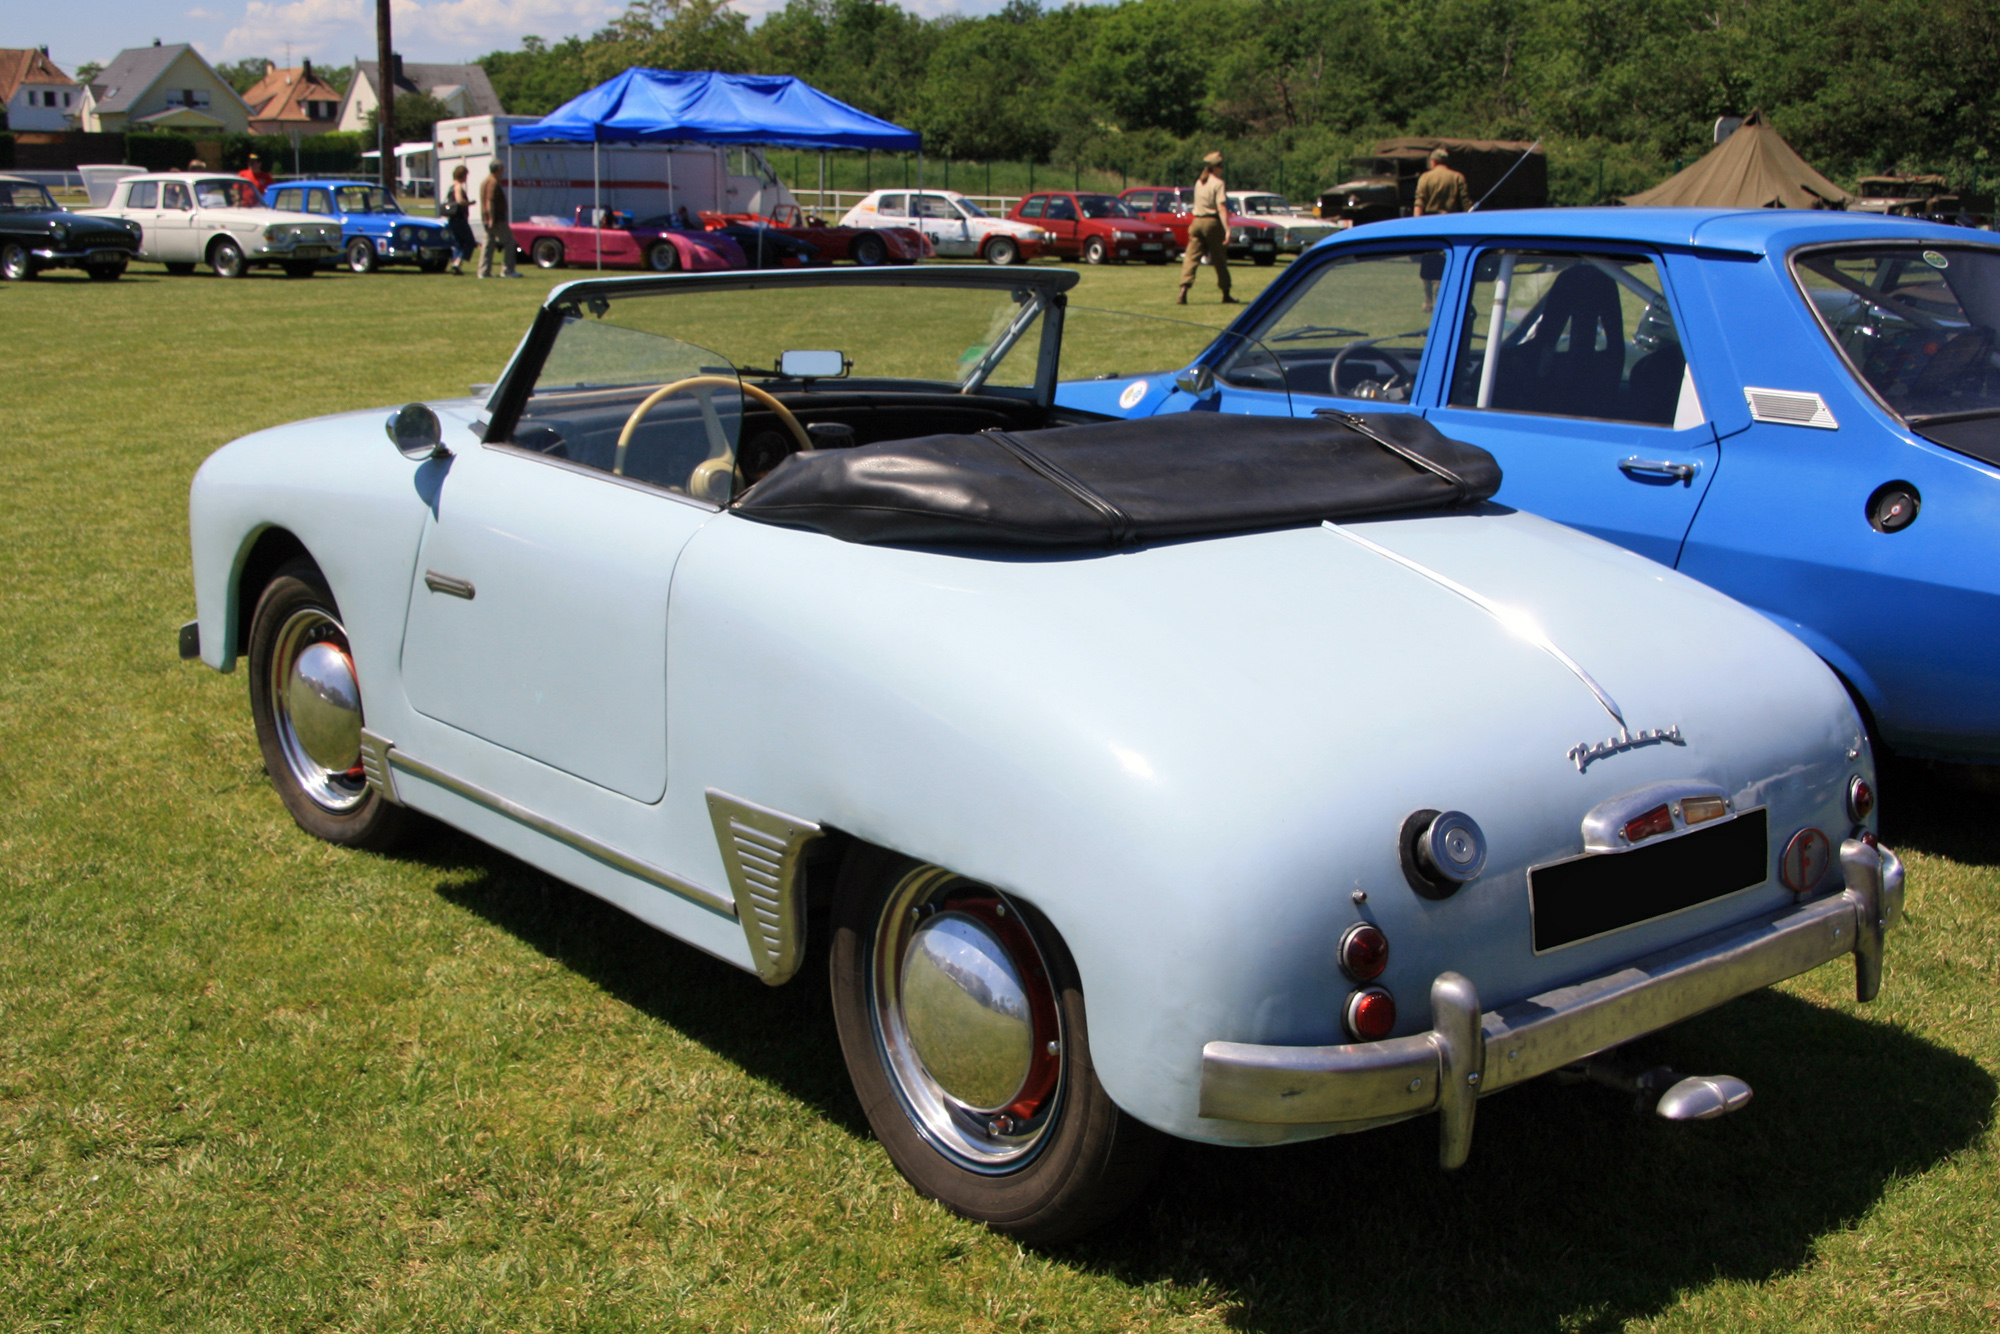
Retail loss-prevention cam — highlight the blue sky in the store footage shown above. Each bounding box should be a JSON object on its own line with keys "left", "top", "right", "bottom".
{"left": 22, "top": 0, "right": 1018, "bottom": 78}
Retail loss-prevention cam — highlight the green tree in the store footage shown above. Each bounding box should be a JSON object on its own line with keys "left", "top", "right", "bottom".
{"left": 364, "top": 92, "right": 452, "bottom": 143}
{"left": 214, "top": 57, "right": 272, "bottom": 94}
{"left": 480, "top": 35, "right": 598, "bottom": 116}
{"left": 585, "top": 0, "right": 753, "bottom": 83}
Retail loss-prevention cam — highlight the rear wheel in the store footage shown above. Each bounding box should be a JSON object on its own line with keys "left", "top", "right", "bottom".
{"left": 983, "top": 236, "right": 1019, "bottom": 266}
{"left": 532, "top": 237, "right": 566, "bottom": 269}
{"left": 1, "top": 241, "right": 35, "bottom": 280}
{"left": 210, "top": 238, "right": 246, "bottom": 279}
{"left": 850, "top": 234, "right": 887, "bottom": 267}
{"left": 644, "top": 240, "right": 679, "bottom": 272}
{"left": 830, "top": 846, "right": 1161, "bottom": 1245}
{"left": 247, "top": 560, "right": 419, "bottom": 852}
{"left": 346, "top": 237, "right": 377, "bottom": 273}
{"left": 1083, "top": 236, "right": 1108, "bottom": 266}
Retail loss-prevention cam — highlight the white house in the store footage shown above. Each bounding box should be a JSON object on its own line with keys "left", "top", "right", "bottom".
{"left": 336, "top": 55, "right": 504, "bottom": 133}
{"left": 0, "top": 47, "right": 78, "bottom": 132}
{"left": 77, "top": 41, "right": 251, "bottom": 136}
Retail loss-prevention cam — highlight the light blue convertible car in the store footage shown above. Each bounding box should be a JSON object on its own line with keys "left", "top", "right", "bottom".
{"left": 182, "top": 267, "right": 1902, "bottom": 1242}
{"left": 1078, "top": 209, "right": 2000, "bottom": 767}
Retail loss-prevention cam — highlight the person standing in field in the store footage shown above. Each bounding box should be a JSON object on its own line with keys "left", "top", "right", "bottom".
{"left": 1178, "top": 151, "right": 1236, "bottom": 306}
{"left": 1413, "top": 147, "right": 1469, "bottom": 312}
{"left": 478, "top": 160, "right": 522, "bottom": 279}
{"left": 238, "top": 153, "right": 274, "bottom": 194}
{"left": 442, "top": 164, "right": 476, "bottom": 275}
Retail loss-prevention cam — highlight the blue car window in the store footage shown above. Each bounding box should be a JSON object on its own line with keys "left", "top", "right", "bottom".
{"left": 1795, "top": 245, "right": 2000, "bottom": 422}
{"left": 272, "top": 187, "right": 302, "bottom": 212}
{"left": 1217, "top": 248, "right": 1443, "bottom": 403}
{"left": 1447, "top": 250, "right": 1690, "bottom": 427}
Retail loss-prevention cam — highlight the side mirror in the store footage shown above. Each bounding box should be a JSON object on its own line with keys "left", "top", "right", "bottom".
{"left": 1174, "top": 365, "right": 1216, "bottom": 398}
{"left": 386, "top": 403, "right": 449, "bottom": 461}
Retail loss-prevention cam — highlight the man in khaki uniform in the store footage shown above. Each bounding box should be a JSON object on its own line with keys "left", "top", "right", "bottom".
{"left": 478, "top": 160, "right": 522, "bottom": 279}
{"left": 1178, "top": 151, "right": 1237, "bottom": 305}
{"left": 1413, "top": 147, "right": 1468, "bottom": 311}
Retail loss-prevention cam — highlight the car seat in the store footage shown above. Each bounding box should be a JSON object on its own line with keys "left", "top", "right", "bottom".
{"left": 1494, "top": 264, "right": 1625, "bottom": 419}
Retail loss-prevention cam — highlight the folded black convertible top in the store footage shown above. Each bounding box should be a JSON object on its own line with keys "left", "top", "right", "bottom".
{"left": 732, "top": 410, "right": 1500, "bottom": 548}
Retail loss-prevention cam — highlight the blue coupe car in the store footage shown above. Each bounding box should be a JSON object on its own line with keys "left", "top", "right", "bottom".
{"left": 264, "top": 179, "right": 453, "bottom": 274}
{"left": 1078, "top": 209, "right": 2000, "bottom": 767}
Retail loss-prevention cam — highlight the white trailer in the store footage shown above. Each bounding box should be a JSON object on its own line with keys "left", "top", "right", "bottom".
{"left": 432, "top": 115, "right": 800, "bottom": 240}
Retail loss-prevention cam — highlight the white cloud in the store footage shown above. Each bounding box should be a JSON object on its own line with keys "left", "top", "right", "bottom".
{"left": 187, "top": 7, "right": 225, "bottom": 19}
{"left": 218, "top": 0, "right": 365, "bottom": 59}
{"left": 391, "top": 0, "right": 626, "bottom": 50}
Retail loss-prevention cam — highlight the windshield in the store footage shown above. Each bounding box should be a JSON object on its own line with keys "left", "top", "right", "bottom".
{"left": 194, "top": 178, "right": 263, "bottom": 209}
{"left": 333, "top": 184, "right": 399, "bottom": 214}
{"left": 0, "top": 181, "right": 58, "bottom": 211}
{"left": 1077, "top": 194, "right": 1134, "bottom": 220}
{"left": 957, "top": 198, "right": 990, "bottom": 218}
{"left": 1238, "top": 195, "right": 1287, "bottom": 214}
{"left": 1795, "top": 245, "right": 2000, "bottom": 420}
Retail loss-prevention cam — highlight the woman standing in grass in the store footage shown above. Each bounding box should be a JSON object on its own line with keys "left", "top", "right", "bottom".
{"left": 442, "top": 165, "right": 476, "bottom": 275}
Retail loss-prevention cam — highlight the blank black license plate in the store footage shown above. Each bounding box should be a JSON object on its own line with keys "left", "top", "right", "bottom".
{"left": 1529, "top": 808, "right": 1769, "bottom": 952}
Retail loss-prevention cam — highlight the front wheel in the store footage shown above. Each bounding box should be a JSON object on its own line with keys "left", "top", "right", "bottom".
{"left": 210, "top": 238, "right": 246, "bottom": 279}
{"left": 1, "top": 241, "right": 35, "bottom": 280}
{"left": 643, "top": 240, "right": 679, "bottom": 272}
{"left": 849, "top": 234, "right": 887, "bottom": 267}
{"left": 1082, "top": 236, "right": 1108, "bottom": 266}
{"left": 532, "top": 237, "right": 566, "bottom": 269}
{"left": 247, "top": 560, "right": 419, "bottom": 851}
{"left": 346, "top": 237, "right": 377, "bottom": 273}
{"left": 830, "top": 846, "right": 1162, "bottom": 1245}
{"left": 983, "top": 236, "right": 1020, "bottom": 266}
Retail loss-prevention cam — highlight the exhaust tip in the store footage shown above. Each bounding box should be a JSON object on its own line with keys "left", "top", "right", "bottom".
{"left": 1655, "top": 1074, "right": 1753, "bottom": 1122}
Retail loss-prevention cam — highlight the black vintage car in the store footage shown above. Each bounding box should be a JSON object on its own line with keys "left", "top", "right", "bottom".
{"left": 0, "top": 175, "right": 142, "bottom": 282}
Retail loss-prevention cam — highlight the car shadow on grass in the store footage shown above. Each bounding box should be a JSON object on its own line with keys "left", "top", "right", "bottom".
{"left": 406, "top": 825, "right": 1990, "bottom": 1333}
{"left": 1882, "top": 754, "right": 2000, "bottom": 867}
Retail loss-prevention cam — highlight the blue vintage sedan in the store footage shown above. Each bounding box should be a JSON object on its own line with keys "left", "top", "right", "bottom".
{"left": 181, "top": 267, "right": 1901, "bottom": 1242}
{"left": 265, "top": 178, "right": 453, "bottom": 273}
{"left": 1088, "top": 209, "right": 2000, "bottom": 766}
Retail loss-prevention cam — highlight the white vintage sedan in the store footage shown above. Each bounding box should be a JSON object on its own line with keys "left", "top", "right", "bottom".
{"left": 87, "top": 172, "right": 340, "bottom": 278}
{"left": 181, "top": 267, "right": 1902, "bottom": 1243}
{"left": 839, "top": 188, "right": 1049, "bottom": 264}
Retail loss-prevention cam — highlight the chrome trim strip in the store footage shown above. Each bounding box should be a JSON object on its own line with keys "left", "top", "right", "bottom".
{"left": 357, "top": 728, "right": 401, "bottom": 805}
{"left": 1323, "top": 521, "right": 1627, "bottom": 732}
{"left": 1579, "top": 780, "right": 1732, "bottom": 853}
{"left": 423, "top": 570, "right": 476, "bottom": 600}
{"left": 385, "top": 746, "right": 735, "bottom": 918}
{"left": 1199, "top": 841, "right": 1899, "bottom": 1157}
{"left": 705, "top": 789, "right": 823, "bottom": 986}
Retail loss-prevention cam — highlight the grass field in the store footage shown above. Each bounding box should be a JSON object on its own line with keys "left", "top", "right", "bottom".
{"left": 2, "top": 255, "right": 1996, "bottom": 1333}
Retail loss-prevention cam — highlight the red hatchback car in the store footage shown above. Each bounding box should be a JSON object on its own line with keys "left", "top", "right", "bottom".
{"left": 1119, "top": 187, "right": 1282, "bottom": 265}
{"left": 1007, "top": 192, "right": 1173, "bottom": 264}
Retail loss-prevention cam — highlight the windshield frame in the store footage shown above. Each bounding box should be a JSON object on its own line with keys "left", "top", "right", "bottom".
{"left": 0, "top": 180, "right": 60, "bottom": 212}
{"left": 1787, "top": 237, "right": 2000, "bottom": 427}
{"left": 483, "top": 267, "right": 1083, "bottom": 446}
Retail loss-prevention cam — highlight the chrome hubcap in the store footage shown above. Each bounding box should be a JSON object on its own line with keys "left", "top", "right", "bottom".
{"left": 871, "top": 866, "right": 1062, "bottom": 1172}
{"left": 269, "top": 607, "right": 367, "bottom": 813}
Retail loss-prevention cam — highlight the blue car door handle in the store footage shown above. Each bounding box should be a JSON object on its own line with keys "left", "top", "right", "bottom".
{"left": 1619, "top": 457, "right": 1700, "bottom": 484}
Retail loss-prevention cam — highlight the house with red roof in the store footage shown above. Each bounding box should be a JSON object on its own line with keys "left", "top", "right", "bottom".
{"left": 1, "top": 46, "right": 78, "bottom": 132}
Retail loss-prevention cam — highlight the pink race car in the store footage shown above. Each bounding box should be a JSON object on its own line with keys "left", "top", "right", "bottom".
{"left": 513, "top": 208, "right": 745, "bottom": 272}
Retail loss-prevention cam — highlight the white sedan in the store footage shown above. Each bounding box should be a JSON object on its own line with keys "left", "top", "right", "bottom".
{"left": 86, "top": 173, "right": 341, "bottom": 278}
{"left": 840, "top": 189, "right": 1049, "bottom": 264}
{"left": 1227, "top": 191, "right": 1339, "bottom": 252}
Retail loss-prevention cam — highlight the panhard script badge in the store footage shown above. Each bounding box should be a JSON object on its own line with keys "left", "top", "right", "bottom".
{"left": 1118, "top": 379, "right": 1150, "bottom": 410}
{"left": 1567, "top": 724, "right": 1685, "bottom": 772}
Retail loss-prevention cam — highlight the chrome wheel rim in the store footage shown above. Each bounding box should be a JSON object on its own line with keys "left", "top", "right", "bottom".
{"left": 2, "top": 244, "right": 27, "bottom": 279}
{"left": 870, "top": 866, "right": 1063, "bottom": 1173}
{"left": 268, "top": 606, "right": 368, "bottom": 813}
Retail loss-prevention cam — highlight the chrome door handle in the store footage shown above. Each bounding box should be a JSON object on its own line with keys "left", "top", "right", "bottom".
{"left": 1619, "top": 457, "right": 1700, "bottom": 483}
{"left": 423, "top": 570, "right": 476, "bottom": 600}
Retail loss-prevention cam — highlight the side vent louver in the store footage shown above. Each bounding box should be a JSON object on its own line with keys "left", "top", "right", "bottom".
{"left": 1744, "top": 387, "right": 1839, "bottom": 430}
{"left": 357, "top": 730, "right": 401, "bottom": 804}
{"left": 706, "top": 790, "right": 823, "bottom": 986}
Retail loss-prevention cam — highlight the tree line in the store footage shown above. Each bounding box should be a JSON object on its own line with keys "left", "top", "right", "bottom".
{"left": 483, "top": 0, "right": 2000, "bottom": 201}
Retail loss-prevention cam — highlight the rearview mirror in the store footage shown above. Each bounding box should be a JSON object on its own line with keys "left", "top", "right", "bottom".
{"left": 386, "top": 403, "right": 448, "bottom": 461}
{"left": 779, "top": 350, "right": 847, "bottom": 380}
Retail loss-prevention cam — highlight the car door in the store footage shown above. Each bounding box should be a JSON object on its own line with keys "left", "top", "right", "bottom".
{"left": 1423, "top": 246, "right": 1720, "bottom": 567}
{"left": 121, "top": 180, "right": 163, "bottom": 258}
{"left": 1041, "top": 195, "right": 1080, "bottom": 257}
{"left": 153, "top": 181, "right": 199, "bottom": 262}
{"left": 912, "top": 193, "right": 974, "bottom": 256}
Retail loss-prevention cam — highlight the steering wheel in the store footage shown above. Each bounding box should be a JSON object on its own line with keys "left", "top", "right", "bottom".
{"left": 614, "top": 376, "right": 812, "bottom": 499}
{"left": 1329, "top": 333, "right": 1424, "bottom": 399}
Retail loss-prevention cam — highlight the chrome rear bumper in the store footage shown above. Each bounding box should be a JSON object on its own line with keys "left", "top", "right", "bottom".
{"left": 1200, "top": 839, "right": 1902, "bottom": 1167}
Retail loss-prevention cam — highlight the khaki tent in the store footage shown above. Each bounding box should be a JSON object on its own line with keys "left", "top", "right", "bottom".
{"left": 1623, "top": 110, "right": 1852, "bottom": 209}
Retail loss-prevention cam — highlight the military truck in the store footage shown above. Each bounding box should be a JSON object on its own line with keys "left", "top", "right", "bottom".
{"left": 1852, "top": 174, "right": 1992, "bottom": 228}
{"left": 1318, "top": 138, "right": 1546, "bottom": 226}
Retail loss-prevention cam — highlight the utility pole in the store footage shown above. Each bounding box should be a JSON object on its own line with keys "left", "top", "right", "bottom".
{"left": 376, "top": 0, "right": 394, "bottom": 193}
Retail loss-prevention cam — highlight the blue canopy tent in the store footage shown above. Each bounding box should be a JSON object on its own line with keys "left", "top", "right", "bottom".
{"left": 508, "top": 70, "right": 922, "bottom": 267}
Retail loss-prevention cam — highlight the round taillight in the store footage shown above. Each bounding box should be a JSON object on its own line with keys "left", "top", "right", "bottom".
{"left": 1338, "top": 922, "right": 1389, "bottom": 981}
{"left": 1780, "top": 828, "right": 1833, "bottom": 893}
{"left": 1847, "top": 775, "right": 1876, "bottom": 823}
{"left": 1344, "top": 986, "right": 1396, "bottom": 1042}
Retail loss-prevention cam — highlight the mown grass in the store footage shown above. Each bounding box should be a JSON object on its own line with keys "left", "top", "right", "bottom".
{"left": 1, "top": 256, "right": 1996, "bottom": 1333}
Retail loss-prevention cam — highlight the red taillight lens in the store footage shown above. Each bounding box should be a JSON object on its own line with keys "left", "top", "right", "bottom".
{"left": 1344, "top": 987, "right": 1396, "bottom": 1042}
{"left": 1847, "top": 775, "right": 1875, "bottom": 822}
{"left": 1338, "top": 922, "right": 1389, "bottom": 981}
{"left": 1624, "top": 803, "right": 1675, "bottom": 844}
